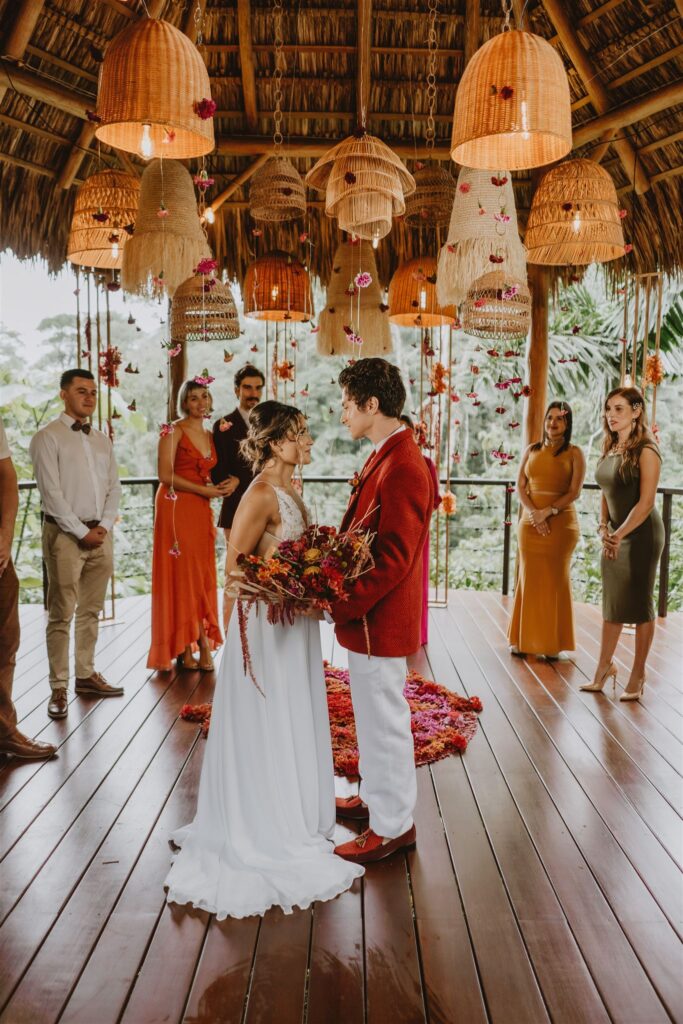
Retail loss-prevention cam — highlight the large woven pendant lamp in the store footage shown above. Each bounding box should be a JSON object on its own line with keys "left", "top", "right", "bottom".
{"left": 317, "top": 240, "right": 392, "bottom": 357}
{"left": 389, "top": 257, "right": 456, "bottom": 327}
{"left": 404, "top": 166, "right": 456, "bottom": 227}
{"left": 171, "top": 274, "right": 239, "bottom": 343}
{"left": 121, "top": 159, "right": 210, "bottom": 297}
{"left": 249, "top": 157, "right": 306, "bottom": 222}
{"left": 243, "top": 251, "right": 313, "bottom": 322}
{"left": 525, "top": 159, "right": 626, "bottom": 265}
{"left": 67, "top": 170, "right": 140, "bottom": 269}
{"left": 462, "top": 270, "right": 530, "bottom": 342}
{"left": 451, "top": 28, "right": 571, "bottom": 171}
{"left": 436, "top": 167, "right": 526, "bottom": 307}
{"left": 95, "top": 18, "right": 214, "bottom": 159}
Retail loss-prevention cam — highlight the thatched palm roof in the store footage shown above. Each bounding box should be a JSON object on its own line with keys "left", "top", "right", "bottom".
{"left": 0, "top": 0, "right": 681, "bottom": 286}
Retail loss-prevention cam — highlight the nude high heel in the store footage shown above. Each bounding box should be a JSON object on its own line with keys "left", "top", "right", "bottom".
{"left": 619, "top": 674, "right": 646, "bottom": 702}
{"left": 580, "top": 662, "right": 618, "bottom": 696}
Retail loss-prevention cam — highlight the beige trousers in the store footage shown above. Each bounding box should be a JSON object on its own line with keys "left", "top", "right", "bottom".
{"left": 42, "top": 523, "right": 113, "bottom": 691}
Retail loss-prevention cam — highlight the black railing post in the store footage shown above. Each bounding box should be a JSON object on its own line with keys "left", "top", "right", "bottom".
{"left": 658, "top": 491, "right": 673, "bottom": 619}
{"left": 502, "top": 483, "right": 513, "bottom": 595}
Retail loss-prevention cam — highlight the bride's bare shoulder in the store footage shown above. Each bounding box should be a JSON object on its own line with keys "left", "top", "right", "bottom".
{"left": 242, "top": 479, "right": 279, "bottom": 511}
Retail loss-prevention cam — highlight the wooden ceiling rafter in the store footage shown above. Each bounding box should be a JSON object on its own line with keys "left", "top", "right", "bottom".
{"left": 0, "top": 0, "right": 46, "bottom": 109}
{"left": 208, "top": 153, "right": 270, "bottom": 214}
{"left": 357, "top": 0, "right": 372, "bottom": 128}
{"left": 572, "top": 78, "right": 683, "bottom": 147}
{"left": 464, "top": 0, "right": 481, "bottom": 69}
{"left": 236, "top": 0, "right": 259, "bottom": 133}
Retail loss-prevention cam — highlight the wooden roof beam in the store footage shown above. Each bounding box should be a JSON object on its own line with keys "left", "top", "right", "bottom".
{"left": 640, "top": 128, "right": 683, "bottom": 155}
{"left": 572, "top": 79, "right": 683, "bottom": 148}
{"left": 208, "top": 154, "right": 270, "bottom": 214}
{"left": 237, "top": 0, "right": 258, "bottom": 133}
{"left": 216, "top": 136, "right": 453, "bottom": 159}
{"left": 357, "top": 0, "right": 372, "bottom": 128}
{"left": 541, "top": 0, "right": 650, "bottom": 193}
{"left": 0, "top": 0, "right": 46, "bottom": 107}
{"left": 0, "top": 61, "right": 91, "bottom": 119}
{"left": 464, "top": 0, "right": 480, "bottom": 68}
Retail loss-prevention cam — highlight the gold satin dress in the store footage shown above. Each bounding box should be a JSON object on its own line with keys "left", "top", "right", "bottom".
{"left": 507, "top": 445, "right": 581, "bottom": 655}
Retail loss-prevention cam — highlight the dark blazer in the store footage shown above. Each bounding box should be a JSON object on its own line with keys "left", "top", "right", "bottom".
{"left": 211, "top": 409, "right": 254, "bottom": 528}
{"left": 332, "top": 429, "right": 434, "bottom": 657}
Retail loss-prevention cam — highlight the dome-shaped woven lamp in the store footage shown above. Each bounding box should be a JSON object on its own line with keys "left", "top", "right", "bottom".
{"left": 249, "top": 156, "right": 307, "bottom": 222}
{"left": 95, "top": 17, "right": 214, "bottom": 160}
{"left": 525, "top": 159, "right": 625, "bottom": 265}
{"left": 389, "top": 257, "right": 457, "bottom": 327}
{"left": 404, "top": 165, "right": 457, "bottom": 227}
{"left": 451, "top": 29, "right": 571, "bottom": 171}
{"left": 462, "top": 270, "right": 530, "bottom": 342}
{"left": 121, "top": 159, "right": 210, "bottom": 298}
{"left": 67, "top": 170, "right": 140, "bottom": 269}
{"left": 171, "top": 274, "right": 239, "bottom": 343}
{"left": 436, "top": 166, "right": 526, "bottom": 307}
{"left": 317, "top": 240, "right": 392, "bottom": 357}
{"left": 243, "top": 251, "right": 313, "bottom": 322}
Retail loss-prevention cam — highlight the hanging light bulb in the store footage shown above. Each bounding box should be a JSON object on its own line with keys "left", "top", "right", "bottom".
{"left": 204, "top": 206, "right": 215, "bottom": 224}
{"left": 419, "top": 287, "right": 427, "bottom": 310}
{"left": 520, "top": 100, "right": 531, "bottom": 141}
{"left": 572, "top": 210, "right": 581, "bottom": 233}
{"left": 139, "top": 123, "right": 153, "bottom": 160}
{"left": 111, "top": 235, "right": 120, "bottom": 260}
{"left": 624, "top": 372, "right": 633, "bottom": 387}
{"left": 271, "top": 285, "right": 279, "bottom": 302}
{"left": 372, "top": 232, "right": 380, "bottom": 250}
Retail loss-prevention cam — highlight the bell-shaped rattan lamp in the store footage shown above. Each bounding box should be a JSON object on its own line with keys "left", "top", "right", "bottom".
{"left": 95, "top": 17, "right": 214, "bottom": 160}
{"left": 243, "top": 251, "right": 313, "bottom": 322}
{"left": 121, "top": 159, "right": 210, "bottom": 297}
{"left": 404, "top": 165, "right": 457, "bottom": 228}
{"left": 389, "top": 257, "right": 457, "bottom": 327}
{"left": 525, "top": 159, "right": 626, "bottom": 265}
{"left": 317, "top": 240, "right": 392, "bottom": 356}
{"left": 436, "top": 166, "right": 527, "bottom": 307}
{"left": 462, "top": 270, "right": 531, "bottom": 342}
{"left": 67, "top": 170, "right": 140, "bottom": 270}
{"left": 249, "top": 156, "right": 307, "bottom": 222}
{"left": 171, "top": 274, "right": 239, "bottom": 343}
{"left": 451, "top": 30, "right": 571, "bottom": 171}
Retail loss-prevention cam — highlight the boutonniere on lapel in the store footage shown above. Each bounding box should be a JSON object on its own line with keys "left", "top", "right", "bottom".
{"left": 349, "top": 471, "right": 362, "bottom": 494}
{"left": 218, "top": 418, "right": 233, "bottom": 432}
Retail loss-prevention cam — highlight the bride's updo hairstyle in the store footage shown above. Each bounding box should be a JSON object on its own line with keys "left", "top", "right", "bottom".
{"left": 241, "top": 400, "right": 305, "bottom": 471}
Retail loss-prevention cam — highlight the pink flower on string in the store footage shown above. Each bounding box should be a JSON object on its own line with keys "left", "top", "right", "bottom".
{"left": 159, "top": 423, "right": 174, "bottom": 438}
{"left": 473, "top": 298, "right": 486, "bottom": 308}
{"left": 447, "top": 243, "right": 457, "bottom": 253}
{"left": 502, "top": 284, "right": 519, "bottom": 299}
{"left": 193, "top": 174, "right": 215, "bottom": 190}
{"left": 165, "top": 487, "right": 178, "bottom": 501}
{"left": 311, "top": 325, "right": 320, "bottom": 333}
{"left": 354, "top": 271, "right": 372, "bottom": 288}
{"left": 169, "top": 542, "right": 181, "bottom": 557}
{"left": 491, "top": 175, "right": 508, "bottom": 187}
{"left": 618, "top": 208, "right": 628, "bottom": 219}
{"left": 499, "top": 86, "right": 514, "bottom": 100}
{"left": 299, "top": 231, "right": 309, "bottom": 242}
{"left": 168, "top": 345, "right": 182, "bottom": 358}
{"left": 458, "top": 182, "right": 471, "bottom": 193}
{"left": 494, "top": 211, "right": 511, "bottom": 224}
{"left": 252, "top": 228, "right": 263, "bottom": 237}
{"left": 624, "top": 243, "right": 634, "bottom": 254}
{"left": 157, "top": 203, "right": 169, "bottom": 218}
{"left": 193, "top": 372, "right": 215, "bottom": 386}
{"left": 194, "top": 257, "right": 218, "bottom": 276}
{"left": 343, "top": 325, "right": 364, "bottom": 346}
{"left": 345, "top": 284, "right": 358, "bottom": 297}
{"left": 194, "top": 98, "right": 217, "bottom": 119}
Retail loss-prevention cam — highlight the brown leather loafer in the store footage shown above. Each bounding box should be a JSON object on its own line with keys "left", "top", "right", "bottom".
{"left": 335, "top": 795, "right": 369, "bottom": 820}
{"left": 0, "top": 731, "right": 57, "bottom": 760}
{"left": 47, "top": 689, "right": 68, "bottom": 719}
{"left": 334, "top": 824, "right": 417, "bottom": 864}
{"left": 75, "top": 672, "right": 124, "bottom": 697}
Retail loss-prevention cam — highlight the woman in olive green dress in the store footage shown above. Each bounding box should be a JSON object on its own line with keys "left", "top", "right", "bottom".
{"left": 581, "top": 387, "right": 663, "bottom": 702}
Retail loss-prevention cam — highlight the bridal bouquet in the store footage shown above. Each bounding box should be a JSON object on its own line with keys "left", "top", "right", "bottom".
{"left": 226, "top": 524, "right": 375, "bottom": 691}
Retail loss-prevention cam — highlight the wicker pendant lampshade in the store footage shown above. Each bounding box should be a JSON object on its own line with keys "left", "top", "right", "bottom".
{"left": 243, "top": 250, "right": 313, "bottom": 322}
{"left": 436, "top": 166, "right": 526, "bottom": 307}
{"left": 95, "top": 17, "right": 214, "bottom": 159}
{"left": 525, "top": 159, "right": 626, "bottom": 265}
{"left": 451, "top": 30, "right": 571, "bottom": 171}
{"left": 67, "top": 170, "right": 140, "bottom": 269}
{"left": 389, "top": 257, "right": 457, "bottom": 327}
{"left": 306, "top": 133, "right": 415, "bottom": 241}
{"left": 121, "top": 159, "right": 210, "bottom": 298}
{"left": 462, "top": 270, "right": 530, "bottom": 342}
{"left": 317, "top": 240, "right": 392, "bottom": 357}
{"left": 171, "top": 274, "right": 239, "bottom": 343}
{"left": 404, "top": 165, "right": 457, "bottom": 227}
{"left": 249, "top": 156, "right": 307, "bottom": 222}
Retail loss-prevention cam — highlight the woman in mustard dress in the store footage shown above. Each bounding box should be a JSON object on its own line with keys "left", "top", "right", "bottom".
{"left": 507, "top": 401, "right": 585, "bottom": 657}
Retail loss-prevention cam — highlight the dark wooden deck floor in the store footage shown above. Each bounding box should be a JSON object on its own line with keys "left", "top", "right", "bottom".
{"left": 1, "top": 593, "right": 681, "bottom": 1024}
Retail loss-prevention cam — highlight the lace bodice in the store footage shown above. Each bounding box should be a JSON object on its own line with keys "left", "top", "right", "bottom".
{"left": 271, "top": 486, "right": 309, "bottom": 541}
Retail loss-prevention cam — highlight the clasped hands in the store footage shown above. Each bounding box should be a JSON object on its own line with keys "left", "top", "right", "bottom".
{"left": 79, "top": 525, "right": 108, "bottom": 549}
{"left": 207, "top": 475, "right": 240, "bottom": 499}
{"left": 526, "top": 506, "right": 552, "bottom": 536}
{"left": 600, "top": 528, "right": 622, "bottom": 560}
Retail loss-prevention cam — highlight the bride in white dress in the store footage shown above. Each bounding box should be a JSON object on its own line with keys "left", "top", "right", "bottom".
{"left": 164, "top": 401, "right": 364, "bottom": 919}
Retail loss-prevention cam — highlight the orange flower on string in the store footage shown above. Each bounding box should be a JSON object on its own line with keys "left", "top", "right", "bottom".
{"left": 430, "top": 362, "right": 449, "bottom": 395}
{"left": 274, "top": 360, "right": 295, "bottom": 381}
{"left": 440, "top": 491, "right": 457, "bottom": 515}
{"left": 644, "top": 354, "right": 665, "bottom": 388}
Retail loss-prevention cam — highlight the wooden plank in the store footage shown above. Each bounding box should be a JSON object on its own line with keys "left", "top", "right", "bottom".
{"left": 236, "top": 0, "right": 258, "bottom": 133}
{"left": 572, "top": 80, "right": 683, "bottom": 149}
{"left": 357, "top": 0, "right": 372, "bottom": 128}
{"left": 640, "top": 128, "right": 683, "bottom": 154}
{"left": 243, "top": 907, "right": 312, "bottom": 1023}
{"left": 464, "top": 0, "right": 481, "bottom": 69}
{"left": 2, "top": 0, "right": 45, "bottom": 60}
{"left": 0, "top": 64, "right": 92, "bottom": 122}
{"left": 307, "top": 879, "right": 365, "bottom": 1024}
{"left": 183, "top": 916, "right": 261, "bottom": 1024}
{"left": 56, "top": 123, "right": 97, "bottom": 190}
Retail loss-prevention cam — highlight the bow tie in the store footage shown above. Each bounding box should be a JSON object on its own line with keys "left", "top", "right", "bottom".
{"left": 71, "top": 421, "right": 91, "bottom": 435}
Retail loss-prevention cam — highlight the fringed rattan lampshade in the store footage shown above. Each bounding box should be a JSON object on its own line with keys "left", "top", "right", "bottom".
{"left": 171, "top": 274, "right": 239, "bottom": 343}
{"left": 317, "top": 240, "right": 392, "bottom": 357}
{"left": 437, "top": 167, "right": 526, "bottom": 307}
{"left": 404, "top": 165, "right": 457, "bottom": 227}
{"left": 249, "top": 156, "right": 307, "bottom": 222}
{"left": 95, "top": 17, "right": 214, "bottom": 159}
{"left": 67, "top": 170, "right": 140, "bottom": 269}
{"left": 121, "top": 160, "right": 210, "bottom": 298}
{"left": 243, "top": 251, "right": 313, "bottom": 322}
{"left": 389, "top": 257, "right": 457, "bottom": 327}
{"left": 306, "top": 133, "right": 415, "bottom": 241}
{"left": 525, "top": 159, "right": 625, "bottom": 265}
{"left": 462, "top": 271, "right": 530, "bottom": 342}
{"left": 451, "top": 30, "right": 571, "bottom": 171}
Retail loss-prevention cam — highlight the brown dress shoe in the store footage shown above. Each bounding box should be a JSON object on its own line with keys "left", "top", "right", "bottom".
{"left": 334, "top": 824, "right": 417, "bottom": 864}
{"left": 48, "top": 689, "right": 68, "bottom": 719}
{"left": 335, "top": 795, "right": 369, "bottom": 820}
{"left": 75, "top": 672, "right": 124, "bottom": 697}
{"left": 0, "top": 731, "right": 57, "bottom": 760}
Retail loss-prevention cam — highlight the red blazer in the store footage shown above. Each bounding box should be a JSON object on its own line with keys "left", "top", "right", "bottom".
{"left": 332, "top": 429, "right": 434, "bottom": 657}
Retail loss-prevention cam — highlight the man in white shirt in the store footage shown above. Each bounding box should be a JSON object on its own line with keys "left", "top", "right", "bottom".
{"left": 30, "top": 369, "right": 123, "bottom": 719}
{"left": 0, "top": 417, "right": 56, "bottom": 759}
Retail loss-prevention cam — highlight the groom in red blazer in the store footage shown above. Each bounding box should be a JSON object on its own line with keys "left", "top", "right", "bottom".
{"left": 329, "top": 358, "right": 434, "bottom": 864}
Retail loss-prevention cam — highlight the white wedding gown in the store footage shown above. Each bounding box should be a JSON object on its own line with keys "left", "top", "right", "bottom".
{"left": 164, "top": 485, "right": 364, "bottom": 919}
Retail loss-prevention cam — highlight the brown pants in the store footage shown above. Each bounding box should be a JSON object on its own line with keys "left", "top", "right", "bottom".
{"left": 42, "top": 523, "right": 113, "bottom": 691}
{"left": 0, "top": 559, "right": 20, "bottom": 740}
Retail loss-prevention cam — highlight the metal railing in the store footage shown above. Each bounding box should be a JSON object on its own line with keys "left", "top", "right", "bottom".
{"left": 15, "top": 477, "right": 682, "bottom": 616}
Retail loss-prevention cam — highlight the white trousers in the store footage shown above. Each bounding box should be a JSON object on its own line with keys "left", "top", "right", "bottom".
{"left": 347, "top": 650, "right": 416, "bottom": 839}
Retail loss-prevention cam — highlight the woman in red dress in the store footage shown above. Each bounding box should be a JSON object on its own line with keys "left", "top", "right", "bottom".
{"left": 147, "top": 378, "right": 230, "bottom": 671}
